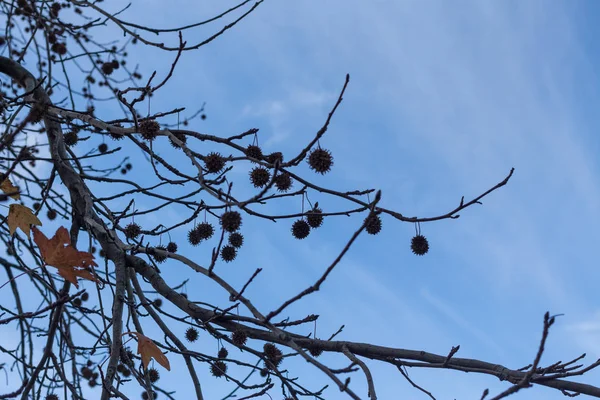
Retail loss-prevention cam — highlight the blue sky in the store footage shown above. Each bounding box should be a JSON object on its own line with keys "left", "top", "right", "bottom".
{"left": 3, "top": 1, "right": 600, "bottom": 399}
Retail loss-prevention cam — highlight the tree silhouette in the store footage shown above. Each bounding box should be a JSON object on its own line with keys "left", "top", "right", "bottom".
{"left": 0, "top": 1, "right": 598, "bottom": 400}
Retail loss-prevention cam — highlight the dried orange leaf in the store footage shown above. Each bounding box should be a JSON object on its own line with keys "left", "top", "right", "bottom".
{"left": 7, "top": 204, "right": 42, "bottom": 236}
{"left": 0, "top": 176, "right": 20, "bottom": 200}
{"left": 125, "top": 332, "right": 170, "bottom": 371}
{"left": 32, "top": 226, "right": 98, "bottom": 288}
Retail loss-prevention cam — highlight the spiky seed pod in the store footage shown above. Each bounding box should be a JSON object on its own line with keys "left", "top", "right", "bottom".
{"left": 364, "top": 214, "right": 382, "bottom": 235}
{"left": 73, "top": 298, "right": 82, "bottom": 307}
{"left": 185, "top": 327, "right": 199, "bottom": 343}
{"left": 87, "top": 360, "right": 93, "bottom": 367}
{"left": 153, "top": 298, "right": 163, "bottom": 308}
{"left": 308, "top": 148, "right": 334, "bottom": 174}
{"left": 211, "top": 361, "right": 227, "bottom": 378}
{"left": 169, "top": 132, "right": 187, "bottom": 148}
{"left": 101, "top": 62, "right": 114, "bottom": 75}
{"left": 291, "top": 219, "right": 310, "bottom": 239}
{"left": 81, "top": 292, "right": 89, "bottom": 301}
{"left": 126, "top": 163, "right": 132, "bottom": 170}
{"left": 125, "top": 223, "right": 142, "bottom": 239}
{"left": 267, "top": 152, "right": 283, "bottom": 165}
{"left": 228, "top": 232, "right": 244, "bottom": 248}
{"left": 98, "top": 143, "right": 108, "bottom": 153}
{"left": 195, "top": 222, "right": 214, "bottom": 240}
{"left": 274, "top": 172, "right": 293, "bottom": 192}
{"left": 45, "top": 395, "right": 59, "bottom": 400}
{"left": 220, "top": 211, "right": 242, "bottom": 232}
{"left": 99, "top": 249, "right": 106, "bottom": 258}
{"left": 245, "top": 145, "right": 263, "bottom": 161}
{"left": 187, "top": 227, "right": 202, "bottom": 246}
{"left": 121, "top": 368, "right": 131, "bottom": 377}
{"left": 249, "top": 167, "right": 270, "bottom": 188}
{"left": 88, "top": 380, "right": 97, "bottom": 388}
{"left": 218, "top": 347, "right": 228, "bottom": 359}
{"left": 63, "top": 131, "right": 78, "bottom": 146}
{"left": 81, "top": 366, "right": 93, "bottom": 379}
{"left": 47, "top": 209, "right": 57, "bottom": 220}
{"left": 152, "top": 245, "right": 167, "bottom": 263}
{"left": 259, "top": 368, "right": 269, "bottom": 377}
{"left": 166, "top": 242, "right": 178, "bottom": 253}
{"left": 141, "top": 391, "right": 157, "bottom": 400}
{"left": 221, "top": 245, "right": 237, "bottom": 262}
{"left": 139, "top": 120, "right": 160, "bottom": 141}
{"left": 33, "top": 202, "right": 40, "bottom": 210}
{"left": 306, "top": 207, "right": 323, "bottom": 228}
{"left": 411, "top": 234, "right": 429, "bottom": 256}
{"left": 309, "top": 347, "right": 323, "bottom": 357}
{"left": 204, "top": 152, "right": 225, "bottom": 174}
{"left": 148, "top": 368, "right": 160, "bottom": 383}
{"left": 116, "top": 364, "right": 126, "bottom": 373}
{"left": 231, "top": 330, "right": 247, "bottom": 347}
{"left": 120, "top": 348, "right": 135, "bottom": 365}
{"left": 264, "top": 344, "right": 283, "bottom": 370}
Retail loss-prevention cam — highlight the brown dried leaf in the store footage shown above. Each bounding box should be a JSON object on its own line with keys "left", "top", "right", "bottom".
{"left": 32, "top": 226, "right": 98, "bottom": 288}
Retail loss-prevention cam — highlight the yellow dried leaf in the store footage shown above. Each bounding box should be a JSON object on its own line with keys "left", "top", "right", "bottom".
{"left": 0, "top": 176, "right": 20, "bottom": 200}
{"left": 125, "top": 332, "right": 171, "bottom": 371}
{"left": 7, "top": 204, "right": 42, "bottom": 236}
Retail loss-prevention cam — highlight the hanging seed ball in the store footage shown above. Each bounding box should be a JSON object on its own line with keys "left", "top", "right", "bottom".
{"left": 47, "top": 209, "right": 57, "bottom": 220}
{"left": 221, "top": 245, "right": 237, "bottom": 262}
{"left": 218, "top": 347, "right": 228, "bottom": 359}
{"left": 116, "top": 364, "right": 126, "bottom": 374}
{"left": 210, "top": 361, "right": 227, "bottom": 378}
{"left": 148, "top": 368, "right": 160, "bottom": 383}
{"left": 139, "top": 120, "right": 160, "bottom": 141}
{"left": 185, "top": 327, "right": 199, "bottom": 343}
{"left": 274, "top": 172, "right": 293, "bottom": 192}
{"left": 125, "top": 222, "right": 142, "bottom": 239}
{"left": 125, "top": 163, "right": 132, "bottom": 170}
{"left": 187, "top": 227, "right": 202, "bottom": 246}
{"left": 141, "top": 391, "right": 157, "bottom": 400}
{"left": 231, "top": 330, "right": 247, "bottom": 347}
{"left": 195, "top": 222, "right": 215, "bottom": 240}
{"left": 152, "top": 245, "right": 167, "bottom": 263}
{"left": 267, "top": 152, "right": 283, "bottom": 165}
{"left": 120, "top": 348, "right": 135, "bottom": 365}
{"left": 88, "top": 380, "right": 97, "bottom": 388}
{"left": 33, "top": 202, "right": 41, "bottom": 210}
{"left": 259, "top": 368, "right": 269, "bottom": 377}
{"left": 263, "top": 343, "right": 283, "bottom": 369}
{"left": 101, "top": 62, "right": 114, "bottom": 75}
{"left": 308, "top": 148, "right": 334, "bottom": 174}
{"left": 87, "top": 360, "right": 93, "bottom": 367}
{"left": 364, "top": 214, "right": 382, "bottom": 235}
{"left": 63, "top": 131, "right": 78, "bottom": 146}
{"left": 249, "top": 167, "right": 270, "bottom": 188}
{"left": 73, "top": 298, "right": 82, "bottom": 307}
{"left": 245, "top": 144, "right": 263, "bottom": 161}
{"left": 81, "top": 366, "right": 93, "bottom": 379}
{"left": 306, "top": 207, "right": 323, "bottom": 228}
{"left": 166, "top": 241, "right": 178, "bottom": 253}
{"left": 204, "top": 152, "right": 225, "bottom": 174}
{"left": 228, "top": 232, "right": 244, "bottom": 248}
{"left": 99, "top": 249, "right": 106, "bottom": 258}
{"left": 81, "top": 292, "right": 89, "bottom": 301}
{"left": 411, "top": 234, "right": 429, "bottom": 256}
{"left": 98, "top": 143, "right": 108, "bottom": 153}
{"left": 45, "top": 395, "right": 59, "bottom": 400}
{"left": 291, "top": 219, "right": 310, "bottom": 239}
{"left": 169, "top": 132, "right": 187, "bottom": 148}
{"left": 180, "top": 293, "right": 188, "bottom": 299}
{"left": 309, "top": 347, "right": 323, "bottom": 357}
{"left": 121, "top": 368, "right": 131, "bottom": 377}
{"left": 220, "top": 211, "right": 242, "bottom": 232}
{"left": 153, "top": 298, "right": 162, "bottom": 308}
